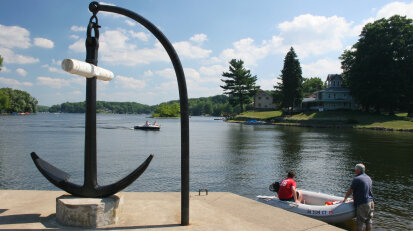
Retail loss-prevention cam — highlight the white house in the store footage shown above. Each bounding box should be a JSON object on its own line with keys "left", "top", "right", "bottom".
{"left": 302, "top": 74, "right": 355, "bottom": 111}
{"left": 254, "top": 89, "right": 276, "bottom": 110}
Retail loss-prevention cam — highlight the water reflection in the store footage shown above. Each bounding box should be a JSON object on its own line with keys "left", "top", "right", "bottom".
{"left": 0, "top": 115, "right": 412, "bottom": 230}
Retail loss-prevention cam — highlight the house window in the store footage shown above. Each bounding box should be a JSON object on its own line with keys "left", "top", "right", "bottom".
{"left": 333, "top": 81, "right": 335, "bottom": 87}
{"left": 266, "top": 97, "right": 269, "bottom": 100}
{"left": 258, "top": 97, "right": 261, "bottom": 100}
{"left": 258, "top": 103, "right": 261, "bottom": 107}
{"left": 328, "top": 94, "right": 330, "bottom": 98}
{"left": 334, "top": 93, "right": 336, "bottom": 98}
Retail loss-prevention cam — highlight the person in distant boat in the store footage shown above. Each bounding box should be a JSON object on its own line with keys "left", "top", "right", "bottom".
{"left": 153, "top": 121, "right": 157, "bottom": 126}
{"left": 342, "top": 164, "right": 374, "bottom": 231}
{"left": 145, "top": 121, "right": 149, "bottom": 126}
{"left": 278, "top": 170, "right": 302, "bottom": 203}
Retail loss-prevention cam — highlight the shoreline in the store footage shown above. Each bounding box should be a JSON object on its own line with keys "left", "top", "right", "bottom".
{"left": 228, "top": 120, "right": 413, "bottom": 132}
{"left": 227, "top": 110, "right": 413, "bottom": 132}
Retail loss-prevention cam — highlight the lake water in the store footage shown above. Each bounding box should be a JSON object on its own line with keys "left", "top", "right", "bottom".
{"left": 0, "top": 113, "right": 412, "bottom": 230}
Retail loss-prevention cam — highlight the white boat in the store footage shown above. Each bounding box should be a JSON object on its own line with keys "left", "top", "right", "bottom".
{"left": 257, "top": 190, "right": 355, "bottom": 224}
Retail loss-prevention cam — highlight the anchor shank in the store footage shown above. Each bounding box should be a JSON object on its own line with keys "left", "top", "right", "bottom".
{"left": 83, "top": 22, "right": 100, "bottom": 191}
{"left": 84, "top": 77, "right": 98, "bottom": 190}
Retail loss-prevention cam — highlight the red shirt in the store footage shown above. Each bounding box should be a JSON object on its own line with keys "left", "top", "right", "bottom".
{"left": 278, "top": 178, "right": 296, "bottom": 199}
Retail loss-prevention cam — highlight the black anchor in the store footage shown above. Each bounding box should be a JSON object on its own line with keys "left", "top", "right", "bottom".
{"left": 31, "top": 2, "right": 190, "bottom": 225}
{"left": 31, "top": 11, "right": 154, "bottom": 198}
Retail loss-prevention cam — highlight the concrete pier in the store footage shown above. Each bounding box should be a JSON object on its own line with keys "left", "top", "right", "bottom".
{"left": 0, "top": 190, "right": 343, "bottom": 230}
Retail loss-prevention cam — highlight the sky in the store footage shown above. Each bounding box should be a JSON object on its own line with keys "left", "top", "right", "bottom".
{"left": 1, "top": 0, "right": 413, "bottom": 106}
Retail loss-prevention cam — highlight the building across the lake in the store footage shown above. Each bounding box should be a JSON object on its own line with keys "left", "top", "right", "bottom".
{"left": 302, "top": 74, "right": 355, "bottom": 111}
{"left": 254, "top": 89, "right": 276, "bottom": 110}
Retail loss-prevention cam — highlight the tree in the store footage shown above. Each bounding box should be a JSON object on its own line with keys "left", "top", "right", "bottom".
{"left": 275, "top": 47, "right": 303, "bottom": 112}
{"left": 0, "top": 88, "right": 38, "bottom": 113}
{"left": 340, "top": 15, "right": 413, "bottom": 115}
{"left": 302, "top": 77, "right": 324, "bottom": 97}
{"left": 220, "top": 59, "right": 259, "bottom": 112}
{"left": 0, "top": 55, "right": 3, "bottom": 72}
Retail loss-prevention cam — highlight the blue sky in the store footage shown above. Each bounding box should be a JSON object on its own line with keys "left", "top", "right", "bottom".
{"left": 1, "top": 0, "right": 412, "bottom": 106}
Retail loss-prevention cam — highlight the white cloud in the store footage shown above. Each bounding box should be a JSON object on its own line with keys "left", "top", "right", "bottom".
{"left": 190, "top": 33, "right": 208, "bottom": 43}
{"left": 184, "top": 68, "right": 201, "bottom": 80}
{"left": 0, "top": 24, "right": 31, "bottom": 49}
{"left": 220, "top": 36, "right": 283, "bottom": 66}
{"left": 257, "top": 77, "right": 279, "bottom": 90}
{"left": 174, "top": 41, "right": 212, "bottom": 59}
{"left": 129, "top": 31, "right": 149, "bottom": 41}
{"left": 115, "top": 75, "right": 146, "bottom": 89}
{"left": 16, "top": 68, "right": 27, "bottom": 77}
{"left": 69, "top": 29, "right": 211, "bottom": 65}
{"left": 278, "top": 14, "right": 353, "bottom": 57}
{"left": 37, "top": 76, "right": 84, "bottom": 89}
{"left": 41, "top": 64, "right": 66, "bottom": 75}
{"left": 377, "top": 1, "right": 413, "bottom": 19}
{"left": 70, "top": 25, "right": 86, "bottom": 32}
{"left": 70, "top": 34, "right": 80, "bottom": 40}
{"left": 0, "top": 77, "right": 32, "bottom": 87}
{"left": 199, "top": 65, "right": 226, "bottom": 76}
{"left": 72, "top": 90, "right": 82, "bottom": 95}
{"left": 34, "top": 37, "right": 54, "bottom": 48}
{"left": 144, "top": 70, "right": 153, "bottom": 77}
{"left": 68, "top": 39, "right": 84, "bottom": 52}
{"left": 301, "top": 58, "right": 342, "bottom": 80}
{"left": 125, "top": 20, "right": 136, "bottom": 27}
{"left": 155, "top": 68, "right": 175, "bottom": 79}
{"left": 0, "top": 47, "right": 39, "bottom": 64}
{"left": 37, "top": 76, "right": 69, "bottom": 89}
{"left": 1, "top": 66, "right": 10, "bottom": 73}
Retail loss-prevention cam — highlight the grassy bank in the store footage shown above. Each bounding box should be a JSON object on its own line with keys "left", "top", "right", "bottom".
{"left": 231, "top": 110, "right": 413, "bottom": 131}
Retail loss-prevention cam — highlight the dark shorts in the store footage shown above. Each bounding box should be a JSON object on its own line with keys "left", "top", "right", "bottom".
{"left": 279, "top": 191, "right": 299, "bottom": 202}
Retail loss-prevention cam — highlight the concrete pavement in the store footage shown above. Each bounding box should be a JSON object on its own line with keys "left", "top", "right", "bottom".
{"left": 0, "top": 190, "right": 343, "bottom": 230}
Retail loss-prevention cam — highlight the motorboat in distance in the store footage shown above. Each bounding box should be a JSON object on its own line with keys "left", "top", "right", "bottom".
{"left": 134, "top": 122, "right": 160, "bottom": 131}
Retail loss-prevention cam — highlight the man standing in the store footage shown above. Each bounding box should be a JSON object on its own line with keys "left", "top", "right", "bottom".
{"left": 343, "top": 164, "right": 374, "bottom": 231}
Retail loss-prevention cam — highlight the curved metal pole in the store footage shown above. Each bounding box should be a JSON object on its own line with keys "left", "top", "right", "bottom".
{"left": 89, "top": 2, "right": 190, "bottom": 225}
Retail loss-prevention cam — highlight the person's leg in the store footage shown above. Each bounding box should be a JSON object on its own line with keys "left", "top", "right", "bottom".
{"left": 365, "top": 201, "right": 374, "bottom": 231}
{"left": 356, "top": 204, "right": 368, "bottom": 231}
{"left": 297, "top": 190, "right": 303, "bottom": 203}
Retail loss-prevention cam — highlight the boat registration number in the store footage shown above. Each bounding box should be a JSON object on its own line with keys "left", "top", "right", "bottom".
{"left": 307, "top": 210, "right": 333, "bottom": 215}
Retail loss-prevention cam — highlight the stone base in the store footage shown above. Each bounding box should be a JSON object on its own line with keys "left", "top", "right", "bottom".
{"left": 56, "top": 194, "right": 123, "bottom": 228}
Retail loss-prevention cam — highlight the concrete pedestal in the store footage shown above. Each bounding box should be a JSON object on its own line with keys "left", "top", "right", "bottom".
{"left": 56, "top": 194, "right": 123, "bottom": 228}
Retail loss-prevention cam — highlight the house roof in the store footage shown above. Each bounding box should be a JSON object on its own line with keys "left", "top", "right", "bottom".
{"left": 256, "top": 89, "right": 273, "bottom": 97}
{"left": 326, "top": 74, "right": 343, "bottom": 82}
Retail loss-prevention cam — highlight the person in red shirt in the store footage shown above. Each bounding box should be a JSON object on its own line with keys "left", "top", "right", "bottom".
{"left": 278, "top": 170, "right": 302, "bottom": 203}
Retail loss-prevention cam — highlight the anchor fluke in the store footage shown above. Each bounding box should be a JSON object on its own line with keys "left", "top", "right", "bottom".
{"left": 31, "top": 152, "right": 71, "bottom": 185}
{"left": 31, "top": 152, "right": 154, "bottom": 198}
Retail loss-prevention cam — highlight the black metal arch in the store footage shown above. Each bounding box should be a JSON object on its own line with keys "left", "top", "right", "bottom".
{"left": 90, "top": 2, "right": 190, "bottom": 225}
{"left": 30, "top": 1, "right": 190, "bottom": 226}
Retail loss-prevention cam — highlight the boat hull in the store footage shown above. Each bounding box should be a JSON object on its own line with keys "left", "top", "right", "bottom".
{"left": 134, "top": 126, "right": 160, "bottom": 130}
{"left": 257, "top": 190, "right": 355, "bottom": 224}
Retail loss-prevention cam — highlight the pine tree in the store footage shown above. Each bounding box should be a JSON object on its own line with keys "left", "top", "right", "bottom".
{"left": 276, "top": 47, "right": 303, "bottom": 113}
{"left": 220, "top": 59, "right": 259, "bottom": 112}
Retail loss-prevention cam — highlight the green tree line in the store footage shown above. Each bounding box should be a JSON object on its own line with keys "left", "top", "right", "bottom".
{"left": 157, "top": 95, "right": 242, "bottom": 117}
{"left": 48, "top": 101, "right": 154, "bottom": 114}
{"left": 0, "top": 88, "right": 38, "bottom": 113}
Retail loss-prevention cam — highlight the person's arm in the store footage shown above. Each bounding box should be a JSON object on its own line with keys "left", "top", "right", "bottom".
{"left": 292, "top": 186, "right": 299, "bottom": 203}
{"left": 342, "top": 188, "right": 353, "bottom": 203}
